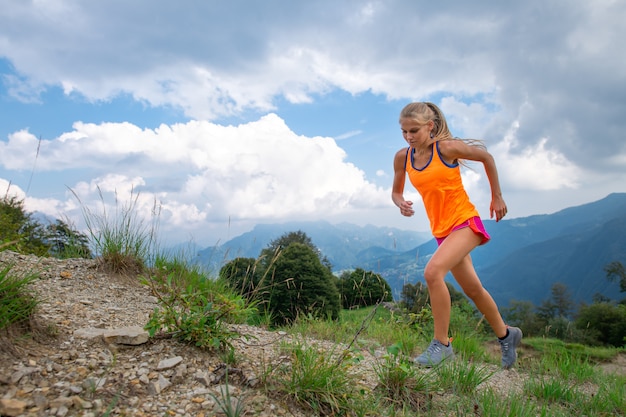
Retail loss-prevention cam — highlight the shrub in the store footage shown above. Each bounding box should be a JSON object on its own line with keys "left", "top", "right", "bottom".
{"left": 144, "top": 256, "right": 256, "bottom": 351}
{"left": 337, "top": 268, "right": 392, "bottom": 309}
{"left": 45, "top": 219, "right": 92, "bottom": 259}
{"left": 267, "top": 243, "right": 340, "bottom": 325}
{"left": 575, "top": 302, "right": 626, "bottom": 347}
{"left": 0, "top": 194, "right": 49, "bottom": 256}
{"left": 219, "top": 257, "right": 263, "bottom": 302}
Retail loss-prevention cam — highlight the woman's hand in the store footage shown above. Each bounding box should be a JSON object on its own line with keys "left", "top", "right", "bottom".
{"left": 490, "top": 195, "right": 507, "bottom": 222}
{"left": 399, "top": 200, "right": 415, "bottom": 217}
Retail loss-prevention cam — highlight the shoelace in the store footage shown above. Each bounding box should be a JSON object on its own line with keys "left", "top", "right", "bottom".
{"left": 500, "top": 340, "right": 511, "bottom": 351}
{"left": 426, "top": 342, "right": 443, "bottom": 355}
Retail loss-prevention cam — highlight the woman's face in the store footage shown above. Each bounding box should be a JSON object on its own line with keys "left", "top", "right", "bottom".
{"left": 400, "top": 118, "right": 431, "bottom": 147}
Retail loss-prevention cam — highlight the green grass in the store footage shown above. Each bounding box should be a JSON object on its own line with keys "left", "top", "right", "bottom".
{"left": 476, "top": 390, "right": 540, "bottom": 417}
{"left": 0, "top": 265, "right": 40, "bottom": 330}
{"left": 436, "top": 359, "right": 494, "bottom": 395}
{"left": 71, "top": 186, "right": 160, "bottom": 275}
{"left": 523, "top": 336, "right": 624, "bottom": 362}
{"left": 272, "top": 340, "right": 361, "bottom": 415}
{"left": 281, "top": 305, "right": 626, "bottom": 416}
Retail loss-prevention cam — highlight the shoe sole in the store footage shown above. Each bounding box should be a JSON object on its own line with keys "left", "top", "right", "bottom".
{"left": 414, "top": 353, "right": 455, "bottom": 367}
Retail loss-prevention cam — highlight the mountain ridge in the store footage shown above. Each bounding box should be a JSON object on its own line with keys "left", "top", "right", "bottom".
{"left": 196, "top": 193, "right": 626, "bottom": 307}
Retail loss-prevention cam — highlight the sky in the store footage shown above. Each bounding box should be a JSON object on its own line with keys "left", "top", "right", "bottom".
{"left": 1, "top": 0, "right": 625, "bottom": 247}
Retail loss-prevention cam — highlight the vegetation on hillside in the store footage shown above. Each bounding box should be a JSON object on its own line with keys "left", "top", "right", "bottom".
{"left": 1, "top": 193, "right": 91, "bottom": 340}
{"left": 1, "top": 191, "right": 625, "bottom": 416}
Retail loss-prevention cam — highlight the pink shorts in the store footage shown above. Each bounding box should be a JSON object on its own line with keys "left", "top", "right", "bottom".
{"left": 436, "top": 217, "right": 491, "bottom": 246}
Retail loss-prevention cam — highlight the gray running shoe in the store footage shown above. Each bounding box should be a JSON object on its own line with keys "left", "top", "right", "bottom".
{"left": 499, "top": 326, "right": 523, "bottom": 369}
{"left": 414, "top": 339, "right": 454, "bottom": 367}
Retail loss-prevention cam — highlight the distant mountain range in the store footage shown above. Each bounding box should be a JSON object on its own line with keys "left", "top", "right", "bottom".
{"left": 196, "top": 193, "right": 626, "bottom": 307}
{"left": 196, "top": 222, "right": 432, "bottom": 273}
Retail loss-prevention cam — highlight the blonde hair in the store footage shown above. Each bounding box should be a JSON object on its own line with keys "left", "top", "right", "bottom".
{"left": 399, "top": 102, "right": 485, "bottom": 150}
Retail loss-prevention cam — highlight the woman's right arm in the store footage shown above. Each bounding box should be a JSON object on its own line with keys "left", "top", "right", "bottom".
{"left": 392, "top": 148, "right": 414, "bottom": 217}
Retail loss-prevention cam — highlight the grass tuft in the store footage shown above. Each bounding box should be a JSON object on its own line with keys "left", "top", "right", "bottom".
{"left": 0, "top": 265, "right": 39, "bottom": 331}
{"left": 70, "top": 186, "right": 159, "bottom": 275}
{"left": 274, "top": 341, "right": 360, "bottom": 415}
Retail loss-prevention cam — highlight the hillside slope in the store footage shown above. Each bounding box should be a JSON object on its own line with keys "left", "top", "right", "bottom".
{"left": 0, "top": 251, "right": 624, "bottom": 416}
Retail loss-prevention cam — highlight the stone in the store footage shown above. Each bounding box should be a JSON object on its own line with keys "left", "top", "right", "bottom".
{"left": 74, "top": 326, "right": 149, "bottom": 345}
{"left": 158, "top": 374, "right": 172, "bottom": 392}
{"left": 103, "top": 327, "right": 149, "bottom": 345}
{"left": 157, "top": 356, "right": 183, "bottom": 370}
{"left": 0, "top": 399, "right": 27, "bottom": 417}
{"left": 10, "top": 366, "right": 39, "bottom": 384}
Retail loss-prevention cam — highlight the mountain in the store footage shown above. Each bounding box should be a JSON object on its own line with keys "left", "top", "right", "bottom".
{"left": 478, "top": 206, "right": 626, "bottom": 306}
{"left": 195, "top": 220, "right": 432, "bottom": 273}
{"left": 195, "top": 193, "right": 626, "bottom": 307}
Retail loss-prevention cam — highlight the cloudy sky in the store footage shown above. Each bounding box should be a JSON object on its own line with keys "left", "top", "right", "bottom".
{"left": 1, "top": 0, "right": 625, "bottom": 247}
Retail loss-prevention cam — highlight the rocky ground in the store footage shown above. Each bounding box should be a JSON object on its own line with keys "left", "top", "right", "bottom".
{"left": 0, "top": 251, "right": 623, "bottom": 417}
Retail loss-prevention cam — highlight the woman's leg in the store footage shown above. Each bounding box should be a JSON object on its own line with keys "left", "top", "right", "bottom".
{"left": 426, "top": 227, "right": 521, "bottom": 368}
{"left": 424, "top": 227, "right": 485, "bottom": 343}
{"left": 450, "top": 253, "right": 507, "bottom": 338}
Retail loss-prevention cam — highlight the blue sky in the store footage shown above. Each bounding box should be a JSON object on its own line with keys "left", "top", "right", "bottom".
{"left": 1, "top": 1, "right": 625, "bottom": 246}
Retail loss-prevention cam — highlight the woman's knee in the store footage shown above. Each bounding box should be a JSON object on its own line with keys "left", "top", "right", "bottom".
{"left": 423, "top": 263, "right": 446, "bottom": 286}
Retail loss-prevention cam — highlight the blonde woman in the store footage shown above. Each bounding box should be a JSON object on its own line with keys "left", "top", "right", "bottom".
{"left": 392, "top": 102, "right": 522, "bottom": 369}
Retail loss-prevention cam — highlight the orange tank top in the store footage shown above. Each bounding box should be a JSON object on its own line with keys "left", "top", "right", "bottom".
{"left": 405, "top": 142, "right": 479, "bottom": 238}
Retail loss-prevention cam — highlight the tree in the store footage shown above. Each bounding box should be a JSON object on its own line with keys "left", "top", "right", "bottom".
{"left": 400, "top": 281, "right": 468, "bottom": 313}
{"left": 267, "top": 243, "right": 340, "bottom": 324}
{"left": 605, "top": 261, "right": 626, "bottom": 293}
{"left": 537, "top": 282, "right": 575, "bottom": 321}
{"left": 575, "top": 302, "right": 626, "bottom": 347}
{"left": 400, "top": 281, "right": 429, "bottom": 313}
{"left": 337, "top": 268, "right": 392, "bottom": 309}
{"left": 45, "top": 219, "right": 92, "bottom": 259}
{"left": 0, "top": 194, "right": 49, "bottom": 256}
{"left": 502, "top": 300, "right": 543, "bottom": 337}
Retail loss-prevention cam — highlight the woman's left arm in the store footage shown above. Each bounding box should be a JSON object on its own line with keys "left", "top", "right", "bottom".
{"left": 439, "top": 140, "right": 508, "bottom": 221}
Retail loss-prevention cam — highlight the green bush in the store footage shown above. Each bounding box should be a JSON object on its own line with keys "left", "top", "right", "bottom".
{"left": 45, "top": 219, "right": 92, "bottom": 259}
{"left": 268, "top": 243, "right": 341, "bottom": 325}
{"left": 337, "top": 268, "right": 392, "bottom": 309}
{"left": 219, "top": 257, "right": 263, "bottom": 302}
{"left": 575, "top": 302, "right": 626, "bottom": 347}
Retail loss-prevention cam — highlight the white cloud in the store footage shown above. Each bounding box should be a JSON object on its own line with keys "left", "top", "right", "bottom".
{"left": 1, "top": 114, "right": 390, "bottom": 242}
{"left": 494, "top": 122, "right": 581, "bottom": 191}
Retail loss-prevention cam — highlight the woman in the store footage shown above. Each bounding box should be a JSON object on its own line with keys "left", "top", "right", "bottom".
{"left": 392, "top": 102, "right": 522, "bottom": 369}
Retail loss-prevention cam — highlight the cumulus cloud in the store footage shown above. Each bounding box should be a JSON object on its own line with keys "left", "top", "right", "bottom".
{"left": 493, "top": 121, "right": 581, "bottom": 191}
{"left": 0, "top": 114, "right": 389, "bottom": 242}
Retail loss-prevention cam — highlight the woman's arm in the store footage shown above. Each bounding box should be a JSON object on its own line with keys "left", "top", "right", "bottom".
{"left": 438, "top": 140, "right": 508, "bottom": 221}
{"left": 392, "top": 147, "right": 415, "bottom": 217}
